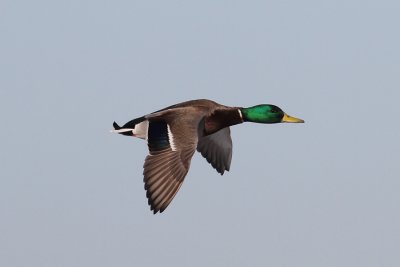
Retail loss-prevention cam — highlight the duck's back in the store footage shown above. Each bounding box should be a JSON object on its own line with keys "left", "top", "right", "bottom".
{"left": 154, "top": 99, "right": 224, "bottom": 113}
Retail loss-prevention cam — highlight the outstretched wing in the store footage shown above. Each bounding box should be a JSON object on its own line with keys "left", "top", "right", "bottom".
{"left": 143, "top": 148, "right": 194, "bottom": 213}
{"left": 143, "top": 110, "right": 201, "bottom": 213}
{"left": 197, "top": 127, "right": 233, "bottom": 175}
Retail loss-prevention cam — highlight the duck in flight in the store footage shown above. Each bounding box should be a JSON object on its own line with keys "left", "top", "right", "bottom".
{"left": 112, "top": 99, "right": 304, "bottom": 214}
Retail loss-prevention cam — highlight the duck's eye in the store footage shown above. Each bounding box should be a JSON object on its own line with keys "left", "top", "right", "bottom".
{"left": 271, "top": 109, "right": 277, "bottom": 113}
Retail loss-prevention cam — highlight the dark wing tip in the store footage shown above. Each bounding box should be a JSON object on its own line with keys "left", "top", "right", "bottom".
{"left": 150, "top": 204, "right": 163, "bottom": 214}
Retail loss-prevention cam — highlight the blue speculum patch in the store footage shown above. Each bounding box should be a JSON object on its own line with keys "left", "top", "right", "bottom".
{"left": 147, "top": 121, "right": 170, "bottom": 152}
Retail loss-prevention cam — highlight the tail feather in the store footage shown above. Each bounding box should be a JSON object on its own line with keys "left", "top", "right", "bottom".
{"left": 113, "top": 121, "right": 121, "bottom": 130}
{"left": 112, "top": 116, "right": 146, "bottom": 136}
{"left": 111, "top": 121, "right": 134, "bottom": 136}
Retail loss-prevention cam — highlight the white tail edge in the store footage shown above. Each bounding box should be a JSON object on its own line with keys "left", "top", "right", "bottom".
{"left": 110, "top": 128, "right": 134, "bottom": 133}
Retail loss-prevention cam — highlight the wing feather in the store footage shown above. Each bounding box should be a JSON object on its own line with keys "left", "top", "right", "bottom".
{"left": 160, "top": 181, "right": 183, "bottom": 212}
{"left": 143, "top": 107, "right": 207, "bottom": 213}
{"left": 197, "top": 127, "right": 233, "bottom": 175}
{"left": 143, "top": 150, "right": 192, "bottom": 214}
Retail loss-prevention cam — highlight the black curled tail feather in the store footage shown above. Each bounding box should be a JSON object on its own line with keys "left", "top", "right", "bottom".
{"left": 113, "top": 121, "right": 121, "bottom": 130}
{"left": 113, "top": 121, "right": 133, "bottom": 136}
{"left": 113, "top": 116, "right": 146, "bottom": 136}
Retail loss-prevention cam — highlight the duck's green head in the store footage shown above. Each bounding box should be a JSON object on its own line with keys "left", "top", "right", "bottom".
{"left": 240, "top": 104, "right": 304, "bottom": 124}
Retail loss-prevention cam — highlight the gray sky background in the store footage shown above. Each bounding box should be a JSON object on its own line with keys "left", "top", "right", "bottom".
{"left": 1, "top": 0, "right": 400, "bottom": 266}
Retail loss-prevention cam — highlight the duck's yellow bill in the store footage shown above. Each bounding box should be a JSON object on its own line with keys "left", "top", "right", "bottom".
{"left": 282, "top": 113, "right": 304, "bottom": 123}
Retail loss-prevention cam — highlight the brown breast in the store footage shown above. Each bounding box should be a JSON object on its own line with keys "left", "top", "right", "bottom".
{"left": 203, "top": 108, "right": 243, "bottom": 135}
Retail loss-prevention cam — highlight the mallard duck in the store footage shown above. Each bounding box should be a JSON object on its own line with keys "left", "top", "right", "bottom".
{"left": 112, "top": 99, "right": 304, "bottom": 214}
